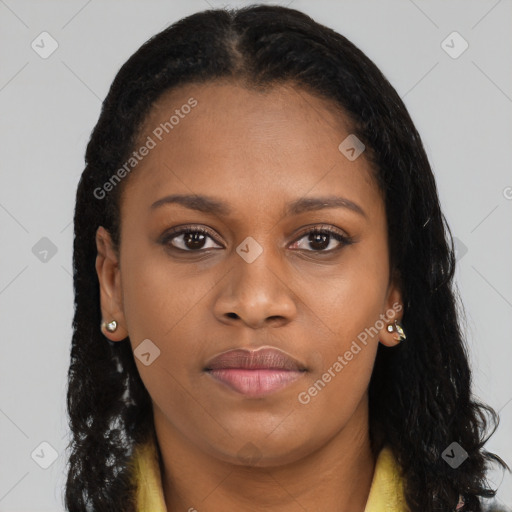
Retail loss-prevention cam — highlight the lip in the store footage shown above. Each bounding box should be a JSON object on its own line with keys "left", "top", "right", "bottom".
{"left": 204, "top": 347, "right": 307, "bottom": 398}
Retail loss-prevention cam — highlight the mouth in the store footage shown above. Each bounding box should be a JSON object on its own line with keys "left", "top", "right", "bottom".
{"left": 204, "top": 347, "right": 307, "bottom": 398}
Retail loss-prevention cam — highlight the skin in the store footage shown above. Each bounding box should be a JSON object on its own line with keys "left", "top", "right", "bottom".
{"left": 95, "top": 81, "right": 404, "bottom": 511}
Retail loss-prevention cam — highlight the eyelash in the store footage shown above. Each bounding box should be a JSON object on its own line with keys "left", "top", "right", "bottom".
{"left": 161, "top": 224, "right": 354, "bottom": 254}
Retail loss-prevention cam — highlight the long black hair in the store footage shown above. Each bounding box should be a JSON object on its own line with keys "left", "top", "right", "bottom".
{"left": 65, "top": 4, "right": 508, "bottom": 511}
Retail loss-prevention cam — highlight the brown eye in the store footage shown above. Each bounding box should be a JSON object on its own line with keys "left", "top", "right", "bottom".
{"left": 161, "top": 224, "right": 353, "bottom": 255}
{"left": 290, "top": 226, "right": 353, "bottom": 253}
{"left": 162, "top": 227, "right": 222, "bottom": 252}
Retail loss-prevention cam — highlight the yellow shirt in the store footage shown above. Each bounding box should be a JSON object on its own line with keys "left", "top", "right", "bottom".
{"left": 130, "top": 437, "right": 407, "bottom": 511}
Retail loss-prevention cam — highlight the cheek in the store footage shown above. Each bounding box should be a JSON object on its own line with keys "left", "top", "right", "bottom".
{"left": 297, "top": 248, "right": 389, "bottom": 340}
{"left": 119, "top": 242, "right": 196, "bottom": 390}
{"left": 296, "top": 279, "right": 385, "bottom": 430}
{"left": 120, "top": 255, "right": 202, "bottom": 430}
{"left": 294, "top": 340, "right": 377, "bottom": 448}
{"left": 119, "top": 238, "right": 222, "bottom": 394}
{"left": 120, "top": 237, "right": 200, "bottom": 343}
{"left": 294, "top": 250, "right": 388, "bottom": 415}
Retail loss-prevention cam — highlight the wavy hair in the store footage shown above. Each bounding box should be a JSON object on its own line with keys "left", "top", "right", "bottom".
{"left": 65, "top": 4, "right": 508, "bottom": 511}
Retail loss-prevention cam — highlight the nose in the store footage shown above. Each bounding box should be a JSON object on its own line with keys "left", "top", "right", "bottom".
{"left": 212, "top": 246, "right": 297, "bottom": 329}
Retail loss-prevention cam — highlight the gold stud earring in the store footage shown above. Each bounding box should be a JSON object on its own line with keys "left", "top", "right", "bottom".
{"left": 386, "top": 320, "right": 406, "bottom": 342}
{"left": 101, "top": 319, "right": 118, "bottom": 333}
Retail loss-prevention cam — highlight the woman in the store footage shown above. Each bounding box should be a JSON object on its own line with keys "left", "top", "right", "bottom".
{"left": 65, "top": 4, "right": 508, "bottom": 511}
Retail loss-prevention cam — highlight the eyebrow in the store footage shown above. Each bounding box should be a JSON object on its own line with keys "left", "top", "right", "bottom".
{"left": 150, "top": 194, "right": 367, "bottom": 218}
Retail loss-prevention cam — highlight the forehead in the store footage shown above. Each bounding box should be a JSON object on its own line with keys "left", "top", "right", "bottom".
{"left": 120, "top": 81, "right": 379, "bottom": 219}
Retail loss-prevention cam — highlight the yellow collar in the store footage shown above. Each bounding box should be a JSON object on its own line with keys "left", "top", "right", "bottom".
{"left": 130, "top": 438, "right": 407, "bottom": 512}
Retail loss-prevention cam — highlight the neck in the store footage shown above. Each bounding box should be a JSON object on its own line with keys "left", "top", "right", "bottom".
{"left": 154, "top": 397, "right": 375, "bottom": 512}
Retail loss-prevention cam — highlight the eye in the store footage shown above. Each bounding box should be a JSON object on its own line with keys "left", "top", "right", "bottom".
{"left": 161, "top": 226, "right": 222, "bottom": 252}
{"left": 290, "top": 225, "right": 353, "bottom": 253}
{"left": 161, "top": 224, "right": 353, "bottom": 254}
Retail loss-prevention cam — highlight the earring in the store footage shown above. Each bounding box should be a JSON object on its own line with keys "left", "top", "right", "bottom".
{"left": 386, "top": 320, "right": 406, "bottom": 342}
{"left": 101, "top": 319, "right": 118, "bottom": 333}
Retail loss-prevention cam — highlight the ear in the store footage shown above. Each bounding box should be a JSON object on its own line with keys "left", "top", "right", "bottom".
{"left": 95, "top": 226, "right": 129, "bottom": 342}
{"left": 378, "top": 270, "right": 405, "bottom": 348}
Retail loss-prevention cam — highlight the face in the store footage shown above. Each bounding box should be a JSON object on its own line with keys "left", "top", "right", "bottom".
{"left": 95, "top": 81, "right": 403, "bottom": 467}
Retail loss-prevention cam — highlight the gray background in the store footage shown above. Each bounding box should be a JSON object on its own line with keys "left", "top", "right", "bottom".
{"left": 0, "top": 0, "right": 511, "bottom": 510}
